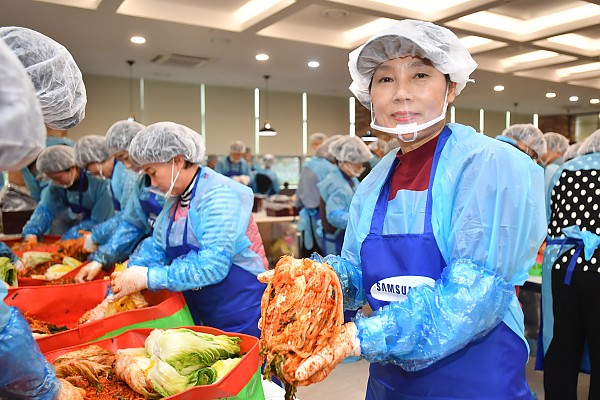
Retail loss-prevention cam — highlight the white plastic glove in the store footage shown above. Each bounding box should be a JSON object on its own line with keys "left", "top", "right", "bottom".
{"left": 295, "top": 322, "right": 361, "bottom": 385}
{"left": 24, "top": 234, "right": 37, "bottom": 242}
{"left": 232, "top": 175, "right": 251, "bottom": 185}
{"left": 110, "top": 266, "right": 148, "bottom": 300}
{"left": 75, "top": 260, "right": 103, "bottom": 283}
{"left": 83, "top": 233, "right": 98, "bottom": 253}
{"left": 13, "top": 259, "right": 26, "bottom": 274}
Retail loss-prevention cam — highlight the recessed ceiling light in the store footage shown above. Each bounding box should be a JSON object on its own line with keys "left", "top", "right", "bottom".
{"left": 569, "top": 96, "right": 579, "bottom": 102}
{"left": 255, "top": 53, "right": 269, "bottom": 61}
{"left": 546, "top": 92, "right": 556, "bottom": 98}
{"left": 493, "top": 85, "right": 504, "bottom": 92}
{"left": 591, "top": 98, "right": 600, "bottom": 104}
{"left": 130, "top": 36, "right": 146, "bottom": 44}
{"left": 308, "top": 61, "right": 320, "bottom": 68}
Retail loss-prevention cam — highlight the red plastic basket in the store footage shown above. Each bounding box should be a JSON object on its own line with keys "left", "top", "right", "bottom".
{"left": 44, "top": 326, "right": 260, "bottom": 400}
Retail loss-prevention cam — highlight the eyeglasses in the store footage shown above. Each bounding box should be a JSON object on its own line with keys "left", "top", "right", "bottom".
{"left": 516, "top": 141, "right": 539, "bottom": 161}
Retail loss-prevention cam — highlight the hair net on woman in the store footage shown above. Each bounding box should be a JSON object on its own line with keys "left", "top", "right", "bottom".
{"left": 105, "top": 120, "right": 146, "bottom": 153}
{"left": 36, "top": 145, "right": 76, "bottom": 174}
{"left": 330, "top": 136, "right": 372, "bottom": 163}
{"left": 309, "top": 132, "right": 328, "bottom": 146}
{"left": 0, "top": 27, "right": 86, "bottom": 130}
{"left": 263, "top": 154, "right": 275, "bottom": 168}
{"left": 544, "top": 132, "right": 569, "bottom": 153}
{"left": 564, "top": 142, "right": 582, "bottom": 161}
{"left": 75, "top": 135, "right": 110, "bottom": 167}
{"left": 578, "top": 129, "right": 600, "bottom": 155}
{"left": 501, "top": 124, "right": 547, "bottom": 158}
{"left": 315, "top": 134, "right": 344, "bottom": 161}
{"left": 0, "top": 39, "right": 45, "bottom": 171}
{"left": 348, "top": 19, "right": 477, "bottom": 108}
{"left": 229, "top": 140, "right": 245, "bottom": 153}
{"left": 129, "top": 122, "right": 206, "bottom": 165}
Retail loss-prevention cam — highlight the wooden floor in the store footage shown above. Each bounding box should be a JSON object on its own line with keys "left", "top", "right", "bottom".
{"left": 295, "top": 357, "right": 591, "bottom": 399}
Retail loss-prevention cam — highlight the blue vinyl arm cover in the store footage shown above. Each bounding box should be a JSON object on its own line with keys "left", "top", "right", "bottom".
{"left": 91, "top": 219, "right": 145, "bottom": 266}
{"left": 62, "top": 219, "right": 95, "bottom": 240}
{"left": 90, "top": 213, "right": 124, "bottom": 245}
{"left": 21, "top": 205, "right": 54, "bottom": 238}
{"left": 0, "top": 242, "right": 18, "bottom": 264}
{"left": 312, "top": 253, "right": 366, "bottom": 311}
{"left": 354, "top": 258, "right": 514, "bottom": 372}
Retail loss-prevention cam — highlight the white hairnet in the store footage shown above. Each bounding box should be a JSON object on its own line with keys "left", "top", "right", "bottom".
{"left": 501, "top": 124, "right": 547, "bottom": 158}
{"left": 75, "top": 135, "right": 110, "bottom": 167}
{"left": 309, "top": 132, "right": 328, "bottom": 146}
{"left": 229, "top": 140, "right": 245, "bottom": 153}
{"left": 315, "top": 134, "right": 344, "bottom": 161}
{"left": 544, "top": 132, "right": 569, "bottom": 153}
{"left": 0, "top": 27, "right": 86, "bottom": 130}
{"left": 0, "top": 40, "right": 45, "bottom": 171}
{"left": 368, "top": 138, "right": 391, "bottom": 153}
{"left": 578, "top": 129, "right": 600, "bottom": 155}
{"left": 129, "top": 122, "right": 205, "bottom": 165}
{"left": 330, "top": 136, "right": 372, "bottom": 163}
{"left": 349, "top": 19, "right": 477, "bottom": 108}
{"left": 36, "top": 145, "right": 76, "bottom": 174}
{"left": 263, "top": 154, "right": 275, "bottom": 168}
{"left": 564, "top": 142, "right": 582, "bottom": 161}
{"left": 105, "top": 120, "right": 146, "bottom": 153}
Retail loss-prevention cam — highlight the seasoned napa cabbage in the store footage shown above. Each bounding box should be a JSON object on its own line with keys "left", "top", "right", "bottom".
{"left": 114, "top": 348, "right": 160, "bottom": 399}
{"left": 146, "top": 354, "right": 200, "bottom": 397}
{"left": 0, "top": 257, "right": 17, "bottom": 286}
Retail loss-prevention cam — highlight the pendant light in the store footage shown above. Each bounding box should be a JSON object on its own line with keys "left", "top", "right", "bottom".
{"left": 361, "top": 130, "right": 378, "bottom": 142}
{"left": 127, "top": 60, "right": 136, "bottom": 122}
{"left": 259, "top": 75, "right": 277, "bottom": 136}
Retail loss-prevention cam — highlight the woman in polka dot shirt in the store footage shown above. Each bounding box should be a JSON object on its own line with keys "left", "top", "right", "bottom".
{"left": 540, "top": 128, "right": 600, "bottom": 399}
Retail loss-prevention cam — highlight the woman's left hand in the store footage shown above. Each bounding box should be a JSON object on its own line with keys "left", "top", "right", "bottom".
{"left": 110, "top": 266, "right": 148, "bottom": 299}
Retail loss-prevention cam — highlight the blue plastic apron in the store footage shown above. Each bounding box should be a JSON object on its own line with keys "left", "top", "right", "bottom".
{"left": 139, "top": 190, "right": 163, "bottom": 231}
{"left": 66, "top": 169, "right": 91, "bottom": 220}
{"left": 110, "top": 159, "right": 121, "bottom": 211}
{"left": 164, "top": 172, "right": 264, "bottom": 337}
{"left": 225, "top": 158, "right": 243, "bottom": 178}
{"left": 322, "top": 171, "right": 355, "bottom": 255}
{"left": 360, "top": 127, "right": 530, "bottom": 399}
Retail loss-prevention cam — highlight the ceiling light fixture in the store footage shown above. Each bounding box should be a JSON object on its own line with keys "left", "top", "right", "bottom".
{"left": 493, "top": 85, "right": 504, "bottom": 92}
{"left": 546, "top": 92, "right": 556, "bottom": 98}
{"left": 259, "top": 75, "right": 277, "bottom": 137}
{"left": 255, "top": 53, "right": 269, "bottom": 61}
{"left": 308, "top": 61, "right": 320, "bottom": 68}
{"left": 569, "top": 96, "right": 579, "bottom": 102}
{"left": 590, "top": 98, "right": 600, "bottom": 104}
{"left": 130, "top": 36, "right": 146, "bottom": 44}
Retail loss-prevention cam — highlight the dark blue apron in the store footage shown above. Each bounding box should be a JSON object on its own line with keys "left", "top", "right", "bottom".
{"left": 66, "top": 169, "right": 91, "bottom": 220}
{"left": 110, "top": 158, "right": 121, "bottom": 211}
{"left": 164, "top": 172, "right": 265, "bottom": 337}
{"left": 139, "top": 182, "right": 163, "bottom": 231}
{"left": 224, "top": 158, "right": 243, "bottom": 178}
{"left": 322, "top": 171, "right": 355, "bottom": 256}
{"left": 360, "top": 127, "right": 530, "bottom": 400}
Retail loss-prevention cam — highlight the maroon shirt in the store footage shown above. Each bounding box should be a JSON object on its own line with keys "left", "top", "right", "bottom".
{"left": 389, "top": 135, "right": 440, "bottom": 200}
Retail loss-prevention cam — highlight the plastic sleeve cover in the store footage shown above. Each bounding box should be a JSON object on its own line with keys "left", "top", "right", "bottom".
{"left": 91, "top": 213, "right": 124, "bottom": 245}
{"left": 62, "top": 219, "right": 95, "bottom": 240}
{"left": 0, "top": 307, "right": 60, "bottom": 400}
{"left": 312, "top": 253, "right": 366, "bottom": 311}
{"left": 91, "top": 219, "right": 145, "bottom": 265}
{"left": 354, "top": 258, "right": 514, "bottom": 371}
{"left": 0, "top": 241, "right": 18, "bottom": 264}
{"left": 128, "top": 236, "right": 170, "bottom": 269}
{"left": 21, "top": 204, "right": 54, "bottom": 238}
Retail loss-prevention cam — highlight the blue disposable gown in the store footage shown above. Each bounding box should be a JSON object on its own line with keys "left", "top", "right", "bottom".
{"left": 91, "top": 174, "right": 165, "bottom": 266}
{"left": 251, "top": 168, "right": 281, "bottom": 195}
{"left": 317, "top": 168, "right": 358, "bottom": 255}
{"left": 129, "top": 167, "right": 265, "bottom": 291}
{"left": 544, "top": 156, "right": 564, "bottom": 199}
{"left": 0, "top": 285, "right": 60, "bottom": 399}
{"left": 214, "top": 157, "right": 251, "bottom": 178}
{"left": 329, "top": 123, "right": 546, "bottom": 370}
{"left": 22, "top": 174, "right": 115, "bottom": 239}
{"left": 90, "top": 161, "right": 139, "bottom": 245}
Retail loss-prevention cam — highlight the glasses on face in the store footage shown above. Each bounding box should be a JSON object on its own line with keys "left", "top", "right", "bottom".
{"left": 516, "top": 141, "right": 539, "bottom": 161}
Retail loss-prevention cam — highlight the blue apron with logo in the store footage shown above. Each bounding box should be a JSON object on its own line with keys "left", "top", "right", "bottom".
{"left": 164, "top": 172, "right": 264, "bottom": 337}
{"left": 66, "top": 169, "right": 91, "bottom": 220}
{"left": 360, "top": 127, "right": 530, "bottom": 399}
{"left": 110, "top": 159, "right": 121, "bottom": 211}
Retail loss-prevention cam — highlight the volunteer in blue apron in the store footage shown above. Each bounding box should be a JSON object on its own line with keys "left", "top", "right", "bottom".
{"left": 286, "top": 20, "right": 546, "bottom": 399}
{"left": 539, "top": 130, "right": 600, "bottom": 399}
{"left": 76, "top": 121, "right": 167, "bottom": 282}
{"left": 296, "top": 134, "right": 338, "bottom": 257}
{"left": 317, "top": 136, "right": 372, "bottom": 255}
{"left": 0, "top": 27, "right": 89, "bottom": 399}
{"left": 21, "top": 145, "right": 114, "bottom": 241}
{"left": 541, "top": 131, "right": 570, "bottom": 195}
{"left": 251, "top": 154, "right": 281, "bottom": 195}
{"left": 110, "top": 122, "right": 267, "bottom": 337}
{"left": 497, "top": 124, "right": 547, "bottom": 164}
{"left": 214, "top": 140, "right": 251, "bottom": 185}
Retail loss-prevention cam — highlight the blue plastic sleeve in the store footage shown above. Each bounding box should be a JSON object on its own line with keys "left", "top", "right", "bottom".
{"left": 92, "top": 219, "right": 146, "bottom": 266}
{"left": 21, "top": 205, "right": 54, "bottom": 238}
{"left": 311, "top": 253, "right": 366, "bottom": 311}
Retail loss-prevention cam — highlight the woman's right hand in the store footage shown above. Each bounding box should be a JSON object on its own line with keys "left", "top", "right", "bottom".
{"left": 74, "top": 261, "right": 103, "bottom": 283}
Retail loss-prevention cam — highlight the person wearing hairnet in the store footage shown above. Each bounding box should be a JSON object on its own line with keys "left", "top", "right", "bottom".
{"left": 564, "top": 142, "right": 582, "bottom": 162}
{"left": 205, "top": 154, "right": 219, "bottom": 170}
{"left": 271, "top": 20, "right": 546, "bottom": 399}
{"left": 296, "top": 134, "right": 338, "bottom": 257}
{"left": 0, "top": 30, "right": 87, "bottom": 400}
{"left": 244, "top": 146, "right": 261, "bottom": 173}
{"left": 21, "top": 145, "right": 114, "bottom": 241}
{"left": 541, "top": 132, "right": 570, "bottom": 194}
{"left": 318, "top": 136, "right": 372, "bottom": 255}
{"left": 539, "top": 129, "right": 600, "bottom": 399}
{"left": 75, "top": 120, "right": 167, "bottom": 282}
{"left": 214, "top": 140, "right": 251, "bottom": 185}
{"left": 251, "top": 154, "right": 281, "bottom": 195}
{"left": 497, "top": 124, "right": 547, "bottom": 163}
{"left": 109, "top": 122, "right": 268, "bottom": 337}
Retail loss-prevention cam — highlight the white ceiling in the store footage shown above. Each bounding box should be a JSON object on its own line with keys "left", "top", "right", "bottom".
{"left": 2, "top": 0, "right": 600, "bottom": 115}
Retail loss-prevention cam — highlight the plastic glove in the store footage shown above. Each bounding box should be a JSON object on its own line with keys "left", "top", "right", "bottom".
{"left": 57, "top": 378, "right": 85, "bottom": 399}
{"left": 232, "top": 175, "right": 251, "bottom": 185}
{"left": 24, "top": 234, "right": 37, "bottom": 242}
{"left": 257, "top": 269, "right": 274, "bottom": 284}
{"left": 110, "top": 266, "right": 148, "bottom": 300}
{"left": 75, "top": 261, "right": 103, "bottom": 283}
{"left": 82, "top": 233, "right": 98, "bottom": 253}
{"left": 13, "top": 260, "right": 26, "bottom": 274}
{"left": 295, "top": 322, "right": 361, "bottom": 385}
